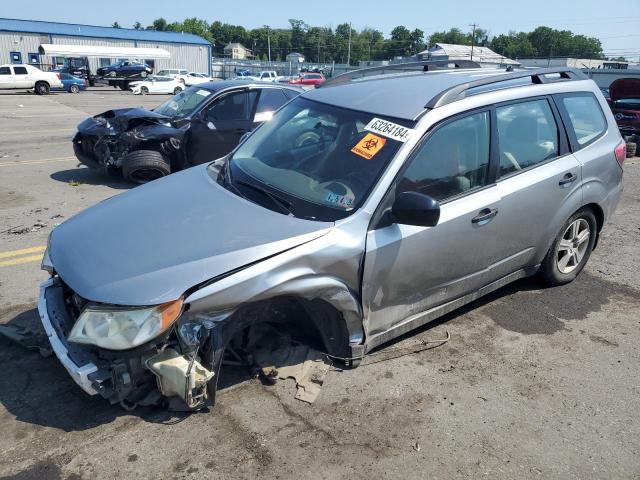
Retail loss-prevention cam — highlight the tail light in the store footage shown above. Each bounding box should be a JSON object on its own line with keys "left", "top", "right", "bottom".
{"left": 614, "top": 141, "right": 626, "bottom": 167}
{"left": 84, "top": 79, "right": 88, "bottom": 86}
{"left": 55, "top": 73, "right": 61, "bottom": 80}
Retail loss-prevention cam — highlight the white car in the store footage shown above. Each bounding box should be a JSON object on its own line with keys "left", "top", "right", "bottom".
{"left": 183, "top": 72, "right": 215, "bottom": 86}
{"left": 130, "top": 76, "right": 184, "bottom": 95}
{"left": 0, "top": 64, "right": 63, "bottom": 94}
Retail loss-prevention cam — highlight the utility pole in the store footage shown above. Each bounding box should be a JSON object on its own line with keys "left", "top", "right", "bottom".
{"left": 264, "top": 25, "right": 271, "bottom": 63}
{"left": 347, "top": 22, "right": 352, "bottom": 66}
{"left": 469, "top": 23, "right": 477, "bottom": 61}
{"left": 318, "top": 34, "right": 321, "bottom": 63}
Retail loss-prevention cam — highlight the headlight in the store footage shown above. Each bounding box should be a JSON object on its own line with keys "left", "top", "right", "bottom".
{"left": 68, "top": 297, "right": 183, "bottom": 350}
{"left": 41, "top": 232, "right": 54, "bottom": 275}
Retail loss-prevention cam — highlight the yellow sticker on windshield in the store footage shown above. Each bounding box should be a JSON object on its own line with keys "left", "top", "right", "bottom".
{"left": 351, "top": 133, "right": 386, "bottom": 160}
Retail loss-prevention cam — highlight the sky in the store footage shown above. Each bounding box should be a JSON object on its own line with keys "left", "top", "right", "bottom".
{"left": 2, "top": 0, "right": 640, "bottom": 59}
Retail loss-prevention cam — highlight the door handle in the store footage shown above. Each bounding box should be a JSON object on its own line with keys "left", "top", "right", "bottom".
{"left": 559, "top": 172, "right": 577, "bottom": 186}
{"left": 472, "top": 208, "right": 498, "bottom": 224}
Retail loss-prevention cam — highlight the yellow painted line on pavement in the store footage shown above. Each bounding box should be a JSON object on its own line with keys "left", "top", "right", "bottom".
{"left": 0, "top": 254, "right": 44, "bottom": 267}
{"left": 0, "top": 245, "right": 46, "bottom": 259}
{"left": 0, "top": 156, "right": 76, "bottom": 167}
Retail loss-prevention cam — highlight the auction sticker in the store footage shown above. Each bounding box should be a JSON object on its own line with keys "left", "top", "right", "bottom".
{"left": 351, "top": 133, "right": 386, "bottom": 160}
{"left": 364, "top": 118, "right": 414, "bottom": 142}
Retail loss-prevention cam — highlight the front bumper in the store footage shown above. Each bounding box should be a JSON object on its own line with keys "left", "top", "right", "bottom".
{"left": 38, "top": 278, "right": 99, "bottom": 395}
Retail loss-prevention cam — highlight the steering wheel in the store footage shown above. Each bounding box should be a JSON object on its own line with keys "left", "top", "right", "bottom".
{"left": 502, "top": 151, "right": 521, "bottom": 171}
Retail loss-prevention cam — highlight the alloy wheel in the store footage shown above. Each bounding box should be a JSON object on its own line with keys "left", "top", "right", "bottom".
{"left": 556, "top": 218, "right": 590, "bottom": 274}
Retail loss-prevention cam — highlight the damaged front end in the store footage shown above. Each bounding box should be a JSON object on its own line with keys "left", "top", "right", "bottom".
{"left": 72, "top": 108, "right": 187, "bottom": 172}
{"left": 39, "top": 277, "right": 226, "bottom": 411}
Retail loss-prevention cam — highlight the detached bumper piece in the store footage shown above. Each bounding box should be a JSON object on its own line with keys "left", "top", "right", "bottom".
{"left": 38, "top": 278, "right": 223, "bottom": 411}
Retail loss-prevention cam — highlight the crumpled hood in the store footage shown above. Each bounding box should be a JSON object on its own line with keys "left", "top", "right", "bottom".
{"left": 609, "top": 78, "right": 640, "bottom": 102}
{"left": 77, "top": 108, "right": 171, "bottom": 135}
{"left": 50, "top": 164, "right": 333, "bottom": 305}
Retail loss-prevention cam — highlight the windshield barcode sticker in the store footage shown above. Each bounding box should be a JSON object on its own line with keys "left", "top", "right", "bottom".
{"left": 364, "top": 118, "right": 414, "bottom": 142}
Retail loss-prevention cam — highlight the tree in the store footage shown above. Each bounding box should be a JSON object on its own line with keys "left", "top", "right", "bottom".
{"left": 491, "top": 31, "right": 536, "bottom": 58}
{"left": 112, "top": 22, "right": 121, "bottom": 29}
{"left": 133, "top": 21, "right": 142, "bottom": 30}
{"left": 148, "top": 18, "right": 167, "bottom": 31}
{"left": 428, "top": 28, "right": 470, "bottom": 46}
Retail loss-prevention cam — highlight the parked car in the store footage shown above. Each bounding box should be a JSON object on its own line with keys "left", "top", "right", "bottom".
{"left": 97, "top": 61, "right": 153, "bottom": 78}
{"left": 235, "top": 69, "right": 251, "bottom": 77}
{"left": 43, "top": 65, "right": 623, "bottom": 412}
{"left": 183, "top": 72, "right": 216, "bottom": 86}
{"left": 607, "top": 78, "right": 640, "bottom": 135}
{"left": 129, "top": 76, "right": 184, "bottom": 95}
{"left": 54, "top": 72, "right": 87, "bottom": 93}
{"left": 0, "top": 64, "right": 63, "bottom": 94}
{"left": 243, "top": 71, "right": 279, "bottom": 82}
{"left": 289, "top": 72, "right": 325, "bottom": 86}
{"left": 72, "top": 81, "right": 303, "bottom": 182}
{"left": 156, "top": 68, "right": 189, "bottom": 79}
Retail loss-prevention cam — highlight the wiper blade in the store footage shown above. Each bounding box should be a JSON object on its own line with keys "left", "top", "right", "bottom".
{"left": 234, "top": 179, "right": 293, "bottom": 216}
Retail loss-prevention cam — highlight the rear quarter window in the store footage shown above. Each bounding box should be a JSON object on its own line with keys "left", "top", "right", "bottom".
{"left": 561, "top": 93, "right": 607, "bottom": 147}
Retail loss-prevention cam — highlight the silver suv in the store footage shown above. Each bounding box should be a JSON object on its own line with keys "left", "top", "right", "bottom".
{"left": 39, "top": 65, "right": 625, "bottom": 411}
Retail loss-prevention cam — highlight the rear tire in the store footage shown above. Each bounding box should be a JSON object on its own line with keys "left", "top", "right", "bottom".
{"left": 539, "top": 208, "right": 597, "bottom": 286}
{"left": 69, "top": 84, "right": 80, "bottom": 94}
{"left": 173, "top": 86, "right": 183, "bottom": 95}
{"left": 121, "top": 150, "right": 171, "bottom": 184}
{"left": 35, "top": 81, "right": 50, "bottom": 95}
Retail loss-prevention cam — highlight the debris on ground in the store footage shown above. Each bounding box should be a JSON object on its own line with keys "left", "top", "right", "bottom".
{"left": 4, "top": 221, "right": 47, "bottom": 234}
{"left": 0, "top": 324, "right": 52, "bottom": 357}
{"left": 413, "top": 441, "right": 421, "bottom": 452}
{"left": 68, "top": 180, "right": 83, "bottom": 187}
{"left": 254, "top": 344, "right": 331, "bottom": 404}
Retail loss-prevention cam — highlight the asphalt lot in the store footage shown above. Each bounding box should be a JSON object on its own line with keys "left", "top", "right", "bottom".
{"left": 1, "top": 88, "right": 640, "bottom": 480}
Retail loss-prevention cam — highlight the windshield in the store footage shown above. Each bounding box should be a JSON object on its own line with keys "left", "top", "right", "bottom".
{"left": 227, "top": 97, "right": 412, "bottom": 221}
{"left": 154, "top": 87, "right": 213, "bottom": 118}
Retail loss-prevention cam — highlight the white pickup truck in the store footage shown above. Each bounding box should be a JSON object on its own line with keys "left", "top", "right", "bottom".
{"left": 0, "top": 64, "right": 63, "bottom": 94}
{"left": 242, "top": 70, "right": 280, "bottom": 82}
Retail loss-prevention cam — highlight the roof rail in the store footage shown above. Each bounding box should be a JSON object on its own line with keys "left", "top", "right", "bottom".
{"left": 322, "top": 60, "right": 482, "bottom": 87}
{"left": 425, "top": 67, "right": 587, "bottom": 109}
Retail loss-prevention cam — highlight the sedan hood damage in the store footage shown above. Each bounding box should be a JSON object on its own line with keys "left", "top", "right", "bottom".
{"left": 78, "top": 108, "right": 171, "bottom": 136}
{"left": 50, "top": 164, "right": 333, "bottom": 305}
{"left": 609, "top": 78, "right": 640, "bottom": 102}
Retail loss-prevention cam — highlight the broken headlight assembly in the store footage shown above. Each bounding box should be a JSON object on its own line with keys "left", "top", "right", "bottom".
{"left": 68, "top": 297, "right": 183, "bottom": 350}
{"left": 41, "top": 232, "right": 54, "bottom": 275}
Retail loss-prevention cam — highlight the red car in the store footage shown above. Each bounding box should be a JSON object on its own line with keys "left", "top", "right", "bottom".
{"left": 608, "top": 78, "right": 640, "bottom": 135}
{"left": 289, "top": 72, "right": 326, "bottom": 86}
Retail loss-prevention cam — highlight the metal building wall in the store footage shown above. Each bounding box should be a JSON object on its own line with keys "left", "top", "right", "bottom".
{"left": 136, "top": 41, "right": 209, "bottom": 74}
{"left": 0, "top": 31, "right": 43, "bottom": 65}
{"left": 0, "top": 30, "right": 210, "bottom": 75}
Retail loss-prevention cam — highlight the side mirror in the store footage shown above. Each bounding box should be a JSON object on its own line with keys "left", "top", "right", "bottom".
{"left": 391, "top": 191, "right": 440, "bottom": 227}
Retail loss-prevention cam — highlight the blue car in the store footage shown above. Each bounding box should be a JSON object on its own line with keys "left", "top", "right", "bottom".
{"left": 55, "top": 72, "right": 87, "bottom": 93}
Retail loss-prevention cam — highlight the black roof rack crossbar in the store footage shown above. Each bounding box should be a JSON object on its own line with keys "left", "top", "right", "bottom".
{"left": 425, "top": 67, "right": 587, "bottom": 109}
{"left": 322, "top": 59, "right": 481, "bottom": 87}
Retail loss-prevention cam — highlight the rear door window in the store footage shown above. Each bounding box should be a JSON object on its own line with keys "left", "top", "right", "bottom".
{"left": 13, "top": 66, "right": 28, "bottom": 75}
{"left": 496, "top": 99, "right": 559, "bottom": 176}
{"left": 560, "top": 93, "right": 607, "bottom": 147}
{"left": 256, "top": 89, "right": 288, "bottom": 114}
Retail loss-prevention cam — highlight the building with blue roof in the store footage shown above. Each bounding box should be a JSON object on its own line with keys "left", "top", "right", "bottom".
{"left": 0, "top": 18, "right": 213, "bottom": 75}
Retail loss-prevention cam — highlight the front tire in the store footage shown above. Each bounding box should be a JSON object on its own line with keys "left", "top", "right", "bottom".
{"left": 173, "top": 86, "right": 183, "bottom": 95}
{"left": 35, "top": 81, "right": 50, "bottom": 95}
{"left": 121, "top": 150, "right": 171, "bottom": 184}
{"left": 140, "top": 86, "right": 149, "bottom": 95}
{"left": 539, "top": 209, "right": 597, "bottom": 286}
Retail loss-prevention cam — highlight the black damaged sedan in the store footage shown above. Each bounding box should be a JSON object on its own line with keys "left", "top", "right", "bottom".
{"left": 73, "top": 81, "right": 303, "bottom": 183}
